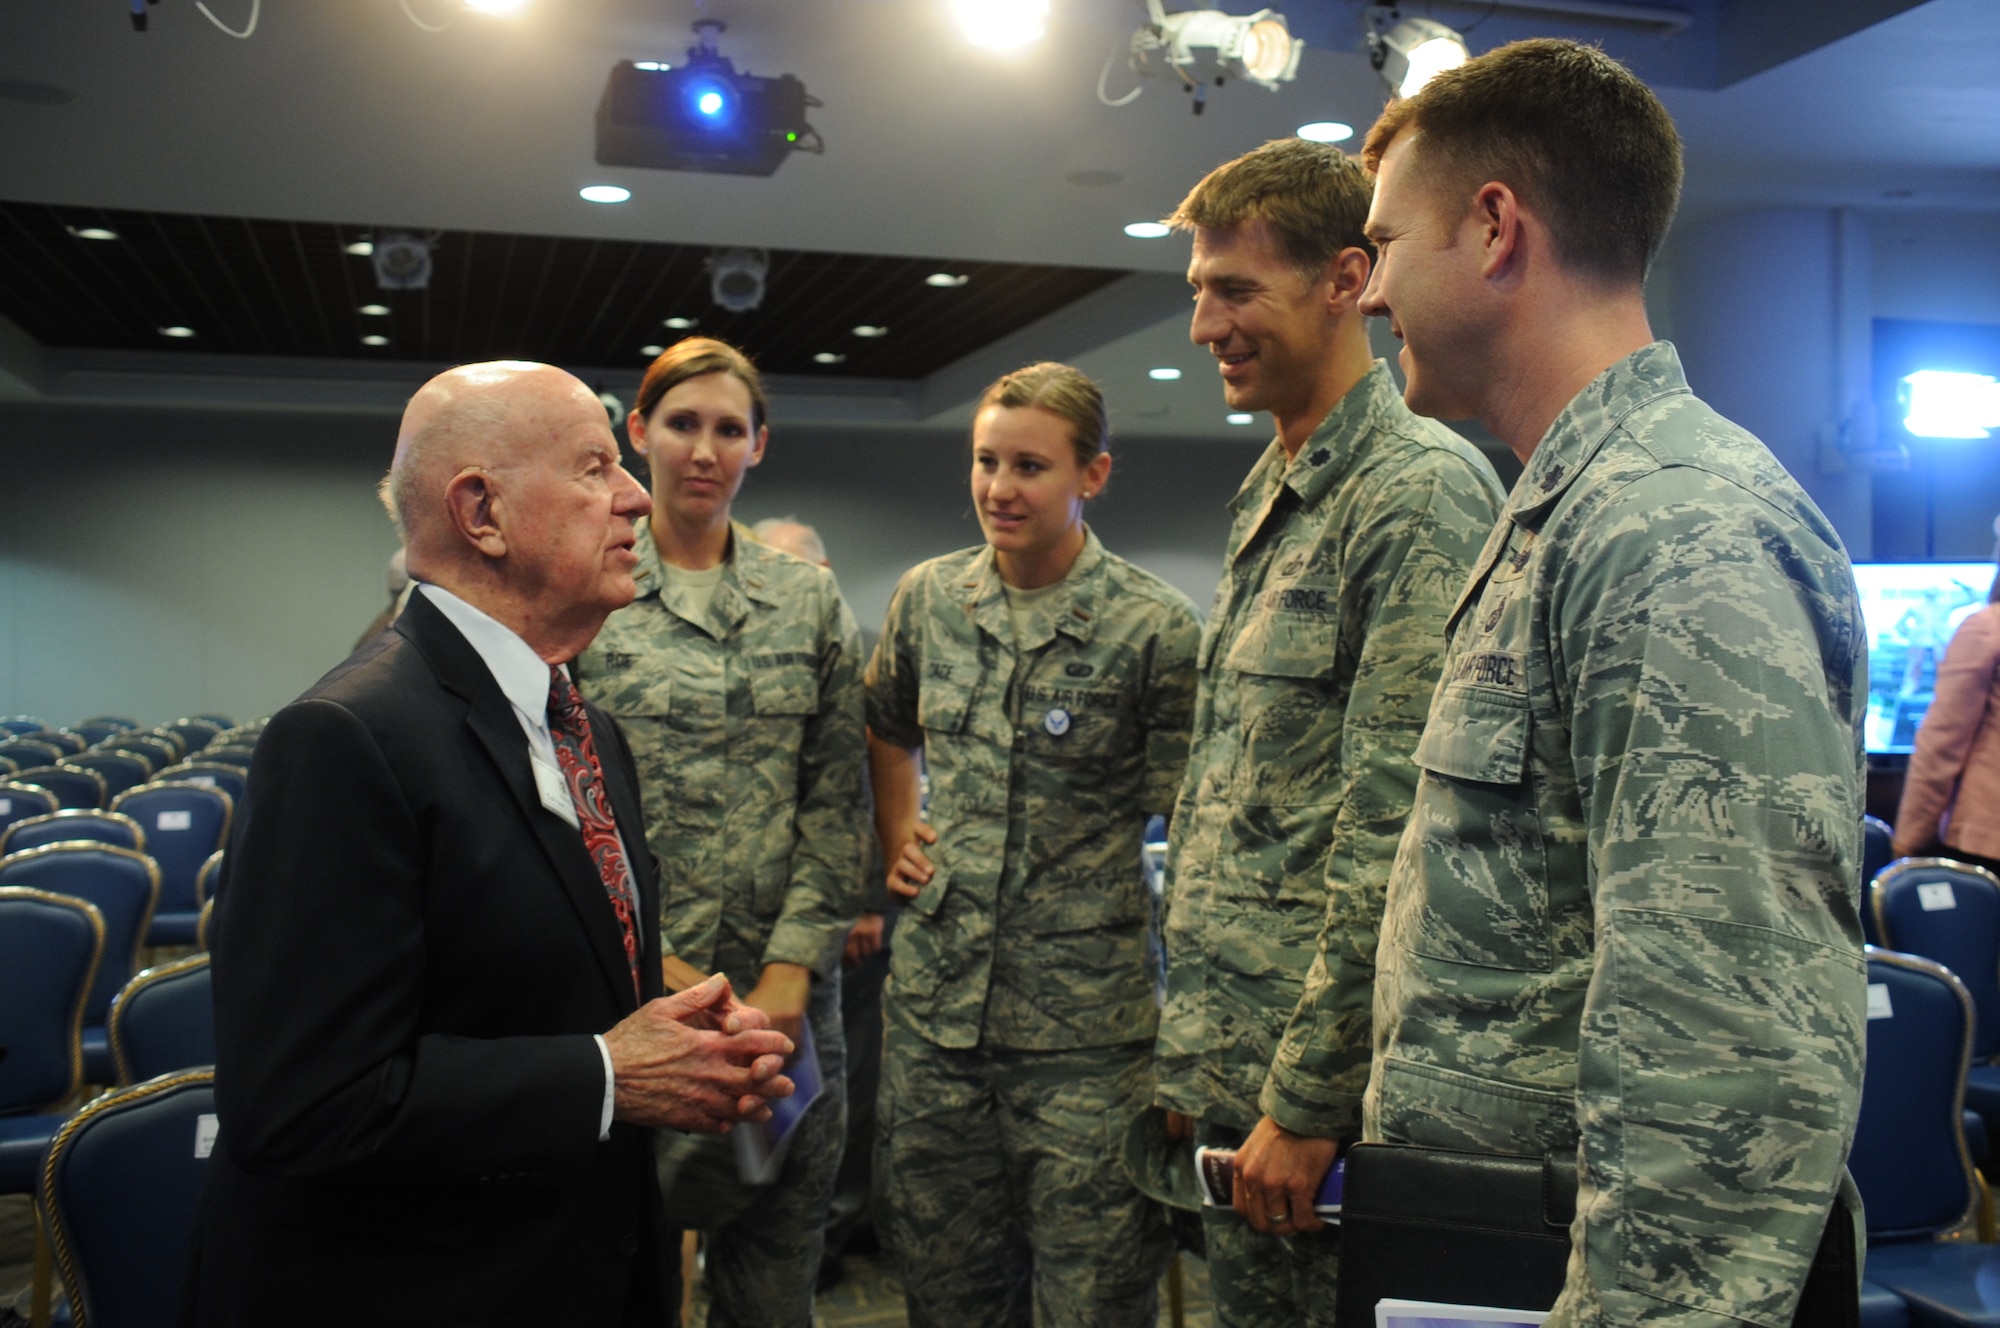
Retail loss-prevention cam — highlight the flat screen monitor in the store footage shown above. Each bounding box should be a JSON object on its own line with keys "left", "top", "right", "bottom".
{"left": 1854, "top": 561, "right": 1995, "bottom": 754}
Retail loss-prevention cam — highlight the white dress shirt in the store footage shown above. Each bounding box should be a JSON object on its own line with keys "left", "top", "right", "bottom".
{"left": 416, "top": 583, "right": 622, "bottom": 1139}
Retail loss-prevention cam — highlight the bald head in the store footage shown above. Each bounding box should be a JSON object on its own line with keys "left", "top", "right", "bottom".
{"left": 379, "top": 360, "right": 652, "bottom": 661}
{"left": 750, "top": 516, "right": 829, "bottom": 567}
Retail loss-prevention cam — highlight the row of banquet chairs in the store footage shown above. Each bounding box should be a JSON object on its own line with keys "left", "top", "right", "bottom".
{"left": 1855, "top": 842, "right": 2000, "bottom": 1326}
{"left": 1, "top": 874, "right": 221, "bottom": 1327}
{"left": 0, "top": 712, "right": 263, "bottom": 812}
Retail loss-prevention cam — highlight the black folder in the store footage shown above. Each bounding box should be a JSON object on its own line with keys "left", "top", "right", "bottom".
{"left": 1333, "top": 1142, "right": 1858, "bottom": 1328}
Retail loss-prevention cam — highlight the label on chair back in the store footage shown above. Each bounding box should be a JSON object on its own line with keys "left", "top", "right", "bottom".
{"left": 195, "top": 1114, "right": 218, "bottom": 1159}
{"left": 186, "top": 775, "right": 216, "bottom": 788}
{"left": 157, "top": 810, "right": 193, "bottom": 831}
{"left": 0, "top": 799, "right": 9, "bottom": 814}
{"left": 1918, "top": 883, "right": 1958, "bottom": 911}
{"left": 1867, "top": 983, "right": 1893, "bottom": 1020}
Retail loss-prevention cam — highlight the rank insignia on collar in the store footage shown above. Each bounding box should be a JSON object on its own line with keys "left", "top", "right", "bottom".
{"left": 1309, "top": 448, "right": 1330, "bottom": 466}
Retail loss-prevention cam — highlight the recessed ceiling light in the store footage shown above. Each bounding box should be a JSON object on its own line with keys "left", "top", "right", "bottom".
{"left": 925, "top": 273, "right": 970, "bottom": 288}
{"left": 1227, "top": 412, "right": 1256, "bottom": 425}
{"left": 633, "top": 60, "right": 671, "bottom": 72}
{"left": 1149, "top": 367, "right": 1182, "bottom": 381}
{"left": 344, "top": 240, "right": 374, "bottom": 257}
{"left": 813, "top": 352, "right": 847, "bottom": 365}
{"left": 361, "top": 334, "right": 390, "bottom": 347}
{"left": 1296, "top": 121, "right": 1354, "bottom": 144}
{"left": 852, "top": 325, "right": 888, "bottom": 338}
{"left": 580, "top": 184, "right": 632, "bottom": 204}
{"left": 158, "top": 325, "right": 195, "bottom": 338}
{"left": 1124, "top": 221, "right": 1171, "bottom": 239}
{"left": 640, "top": 344, "right": 666, "bottom": 357}
{"left": 953, "top": 0, "right": 1051, "bottom": 50}
{"left": 463, "top": 0, "right": 528, "bottom": 13}
{"left": 663, "top": 316, "right": 696, "bottom": 329}
{"left": 358, "top": 303, "right": 391, "bottom": 317}
{"left": 66, "top": 225, "right": 118, "bottom": 241}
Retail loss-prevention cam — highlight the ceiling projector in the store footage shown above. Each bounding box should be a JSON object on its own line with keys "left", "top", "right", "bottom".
{"left": 595, "top": 20, "right": 820, "bottom": 179}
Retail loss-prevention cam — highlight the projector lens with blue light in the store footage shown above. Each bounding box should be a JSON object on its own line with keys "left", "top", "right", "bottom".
{"left": 597, "top": 58, "right": 813, "bottom": 177}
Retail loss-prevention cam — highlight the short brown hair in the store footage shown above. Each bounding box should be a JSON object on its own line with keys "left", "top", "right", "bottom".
{"left": 974, "top": 362, "right": 1108, "bottom": 469}
{"left": 1362, "top": 38, "right": 1682, "bottom": 286}
{"left": 634, "top": 336, "right": 769, "bottom": 431}
{"left": 1167, "top": 137, "right": 1374, "bottom": 281}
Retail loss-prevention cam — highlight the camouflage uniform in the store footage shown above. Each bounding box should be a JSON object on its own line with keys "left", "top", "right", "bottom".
{"left": 865, "top": 530, "right": 1200, "bottom": 1328}
{"left": 1151, "top": 361, "right": 1502, "bottom": 1327}
{"left": 1366, "top": 342, "right": 1869, "bottom": 1328}
{"left": 574, "top": 519, "right": 865, "bottom": 1328}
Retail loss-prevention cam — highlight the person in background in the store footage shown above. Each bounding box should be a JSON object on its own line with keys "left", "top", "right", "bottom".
{"left": 351, "top": 545, "right": 412, "bottom": 649}
{"left": 573, "top": 339, "right": 866, "bottom": 1328}
{"left": 184, "top": 360, "right": 794, "bottom": 1328}
{"left": 1895, "top": 515, "right": 2000, "bottom": 875}
{"left": 866, "top": 362, "right": 1200, "bottom": 1327}
{"left": 1150, "top": 137, "right": 1503, "bottom": 1327}
{"left": 1359, "top": 38, "right": 1866, "bottom": 1326}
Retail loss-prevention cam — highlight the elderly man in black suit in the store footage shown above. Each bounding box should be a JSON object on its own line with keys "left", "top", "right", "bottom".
{"left": 182, "top": 360, "right": 795, "bottom": 1328}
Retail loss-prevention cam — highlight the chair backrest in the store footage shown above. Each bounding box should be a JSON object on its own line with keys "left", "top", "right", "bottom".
{"left": 39, "top": 1069, "right": 216, "bottom": 1328}
{"left": 0, "top": 886, "right": 104, "bottom": 1112}
{"left": 197, "top": 744, "right": 256, "bottom": 771}
{"left": 160, "top": 719, "right": 222, "bottom": 756}
{"left": 0, "top": 781, "right": 60, "bottom": 836}
{"left": 0, "top": 844, "right": 160, "bottom": 1026}
{"left": 1853, "top": 947, "right": 1981, "bottom": 1240}
{"left": 194, "top": 849, "right": 224, "bottom": 908}
{"left": 195, "top": 895, "right": 215, "bottom": 951}
{"left": 13, "top": 764, "right": 109, "bottom": 810}
{"left": 76, "top": 716, "right": 139, "bottom": 734}
{"left": 67, "top": 752, "right": 151, "bottom": 801}
{"left": 0, "top": 810, "right": 146, "bottom": 857}
{"left": 1874, "top": 857, "right": 2000, "bottom": 1058}
{"left": 70, "top": 721, "right": 134, "bottom": 747}
{"left": 109, "top": 784, "right": 232, "bottom": 915}
{"left": 94, "top": 744, "right": 160, "bottom": 779}
{"left": 0, "top": 716, "right": 47, "bottom": 736}
{"left": 109, "top": 955, "right": 214, "bottom": 1086}
{"left": 190, "top": 714, "right": 235, "bottom": 730}
{"left": 156, "top": 763, "right": 246, "bottom": 805}
{"left": 0, "top": 738, "right": 64, "bottom": 768}
{"left": 28, "top": 730, "right": 87, "bottom": 756}
{"left": 1861, "top": 816, "right": 1896, "bottom": 947}
{"left": 114, "top": 735, "right": 181, "bottom": 774}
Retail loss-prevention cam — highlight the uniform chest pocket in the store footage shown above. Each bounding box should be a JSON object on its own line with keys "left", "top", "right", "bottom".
{"left": 748, "top": 665, "right": 819, "bottom": 717}
{"left": 1221, "top": 581, "right": 1341, "bottom": 682}
{"left": 1221, "top": 587, "right": 1343, "bottom": 806}
{"left": 1405, "top": 680, "right": 1551, "bottom": 971}
{"left": 917, "top": 680, "right": 974, "bottom": 735}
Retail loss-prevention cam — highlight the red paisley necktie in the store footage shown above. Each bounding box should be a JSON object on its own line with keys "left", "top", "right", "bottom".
{"left": 546, "top": 665, "right": 641, "bottom": 998}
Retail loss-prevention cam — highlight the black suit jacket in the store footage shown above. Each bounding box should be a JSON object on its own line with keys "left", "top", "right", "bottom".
{"left": 183, "top": 591, "right": 669, "bottom": 1328}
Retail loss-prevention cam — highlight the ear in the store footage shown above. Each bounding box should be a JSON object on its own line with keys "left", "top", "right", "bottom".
{"left": 1326, "top": 246, "right": 1373, "bottom": 314}
{"left": 444, "top": 469, "right": 507, "bottom": 559}
{"left": 746, "top": 424, "right": 769, "bottom": 469}
{"left": 625, "top": 409, "right": 649, "bottom": 454}
{"left": 1082, "top": 451, "right": 1113, "bottom": 498}
{"left": 1473, "top": 180, "right": 1524, "bottom": 281}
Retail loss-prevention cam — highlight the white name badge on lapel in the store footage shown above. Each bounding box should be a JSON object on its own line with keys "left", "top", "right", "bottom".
{"left": 532, "top": 754, "right": 579, "bottom": 828}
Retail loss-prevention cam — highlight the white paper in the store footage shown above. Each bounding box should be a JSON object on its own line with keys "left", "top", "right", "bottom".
{"left": 157, "top": 809, "right": 193, "bottom": 831}
{"left": 1375, "top": 1299, "right": 1549, "bottom": 1327}
{"left": 195, "top": 1113, "right": 218, "bottom": 1159}
{"left": 1919, "top": 882, "right": 1958, "bottom": 911}
{"left": 531, "top": 755, "right": 578, "bottom": 827}
{"left": 1867, "top": 982, "right": 1894, "bottom": 1020}
{"left": 186, "top": 775, "right": 216, "bottom": 788}
{"left": 0, "top": 798, "right": 10, "bottom": 814}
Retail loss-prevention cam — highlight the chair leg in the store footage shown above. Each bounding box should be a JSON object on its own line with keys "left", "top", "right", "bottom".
{"left": 1979, "top": 1170, "right": 1998, "bottom": 1243}
{"left": 1167, "top": 1250, "right": 1185, "bottom": 1328}
{"left": 29, "top": 1209, "right": 52, "bottom": 1328}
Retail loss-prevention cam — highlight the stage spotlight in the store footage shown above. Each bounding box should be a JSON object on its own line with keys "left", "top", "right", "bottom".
{"left": 709, "top": 248, "right": 768, "bottom": 313}
{"left": 1367, "top": 14, "right": 1467, "bottom": 98}
{"left": 1121, "top": 2, "right": 1302, "bottom": 113}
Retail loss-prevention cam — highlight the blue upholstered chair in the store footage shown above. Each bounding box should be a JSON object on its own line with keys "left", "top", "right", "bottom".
{"left": 74, "top": 716, "right": 139, "bottom": 736}
{"left": 1858, "top": 947, "right": 2000, "bottom": 1326}
{"left": 0, "top": 716, "right": 48, "bottom": 737}
{"left": 160, "top": 718, "right": 222, "bottom": 756}
{"left": 109, "top": 783, "right": 232, "bottom": 946}
{"left": 154, "top": 762, "right": 246, "bottom": 806}
{"left": 195, "top": 895, "right": 215, "bottom": 952}
{"left": 0, "top": 811, "right": 146, "bottom": 858}
{"left": 0, "top": 843, "right": 161, "bottom": 1087}
{"left": 108, "top": 955, "right": 214, "bottom": 1086}
{"left": 27, "top": 731, "right": 86, "bottom": 757}
{"left": 66, "top": 752, "right": 151, "bottom": 802}
{"left": 70, "top": 721, "right": 135, "bottom": 748}
{"left": 11, "top": 765, "right": 109, "bottom": 812}
{"left": 196, "top": 744, "right": 256, "bottom": 771}
{"left": 0, "top": 739, "right": 66, "bottom": 770}
{"left": 0, "top": 782, "right": 60, "bottom": 838}
{"left": 38, "top": 1069, "right": 217, "bottom": 1328}
{"left": 1863, "top": 815, "right": 1897, "bottom": 947}
{"left": 190, "top": 714, "right": 235, "bottom": 731}
{"left": 194, "top": 850, "right": 223, "bottom": 908}
{"left": 111, "top": 734, "right": 180, "bottom": 776}
{"left": 1875, "top": 859, "right": 2000, "bottom": 1154}
{"left": 0, "top": 885, "right": 106, "bottom": 1328}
